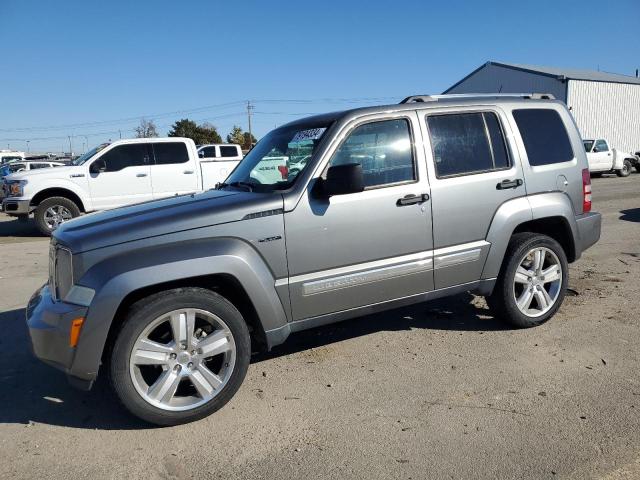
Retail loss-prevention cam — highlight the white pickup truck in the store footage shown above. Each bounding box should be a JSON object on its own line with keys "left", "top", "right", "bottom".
{"left": 1, "top": 137, "right": 242, "bottom": 234}
{"left": 584, "top": 139, "right": 640, "bottom": 177}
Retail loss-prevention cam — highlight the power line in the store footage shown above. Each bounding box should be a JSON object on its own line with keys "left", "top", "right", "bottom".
{"left": 0, "top": 97, "right": 401, "bottom": 133}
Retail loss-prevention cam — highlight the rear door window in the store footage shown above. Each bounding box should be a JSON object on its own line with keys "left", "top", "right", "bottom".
{"left": 512, "top": 109, "right": 574, "bottom": 166}
{"left": 426, "top": 112, "right": 511, "bottom": 177}
{"left": 152, "top": 142, "right": 190, "bottom": 165}
{"left": 219, "top": 146, "right": 239, "bottom": 157}
{"left": 199, "top": 146, "right": 216, "bottom": 158}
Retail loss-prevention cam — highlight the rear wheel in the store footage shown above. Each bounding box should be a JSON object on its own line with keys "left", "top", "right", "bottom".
{"left": 109, "top": 288, "right": 251, "bottom": 426}
{"left": 616, "top": 159, "right": 632, "bottom": 177}
{"left": 34, "top": 196, "right": 80, "bottom": 235}
{"left": 488, "top": 233, "right": 568, "bottom": 328}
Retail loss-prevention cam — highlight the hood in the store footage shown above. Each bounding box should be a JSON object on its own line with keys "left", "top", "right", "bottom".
{"left": 54, "top": 189, "right": 284, "bottom": 253}
{"left": 6, "top": 165, "right": 81, "bottom": 182}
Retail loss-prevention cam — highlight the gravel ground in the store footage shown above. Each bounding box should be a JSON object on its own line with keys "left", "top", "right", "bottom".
{"left": 0, "top": 174, "right": 639, "bottom": 480}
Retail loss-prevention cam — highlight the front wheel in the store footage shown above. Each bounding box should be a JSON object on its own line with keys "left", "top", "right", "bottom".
{"left": 109, "top": 288, "right": 251, "bottom": 426}
{"left": 616, "top": 159, "right": 632, "bottom": 177}
{"left": 488, "top": 233, "right": 568, "bottom": 328}
{"left": 34, "top": 196, "right": 80, "bottom": 235}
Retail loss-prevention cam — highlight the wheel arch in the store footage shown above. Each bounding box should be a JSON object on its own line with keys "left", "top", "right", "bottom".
{"left": 31, "top": 187, "right": 86, "bottom": 212}
{"left": 69, "top": 238, "right": 289, "bottom": 382}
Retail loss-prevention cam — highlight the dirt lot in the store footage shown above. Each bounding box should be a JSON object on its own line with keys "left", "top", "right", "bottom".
{"left": 0, "top": 174, "right": 639, "bottom": 480}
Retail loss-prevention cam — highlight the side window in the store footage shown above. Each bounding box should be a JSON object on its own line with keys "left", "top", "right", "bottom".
{"left": 98, "top": 144, "right": 149, "bottom": 172}
{"left": 30, "top": 163, "right": 49, "bottom": 170}
{"left": 152, "top": 142, "right": 190, "bottom": 165}
{"left": 427, "top": 112, "right": 511, "bottom": 177}
{"left": 595, "top": 139, "right": 609, "bottom": 152}
{"left": 512, "top": 109, "right": 574, "bottom": 166}
{"left": 219, "top": 146, "right": 239, "bottom": 157}
{"left": 329, "top": 118, "right": 415, "bottom": 188}
{"left": 200, "top": 146, "right": 216, "bottom": 158}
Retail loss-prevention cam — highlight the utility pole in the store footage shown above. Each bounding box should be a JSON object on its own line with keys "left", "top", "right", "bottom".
{"left": 83, "top": 135, "right": 89, "bottom": 152}
{"left": 119, "top": 129, "right": 122, "bottom": 139}
{"left": 26, "top": 140, "right": 30, "bottom": 153}
{"left": 246, "top": 100, "right": 254, "bottom": 147}
{"left": 68, "top": 135, "right": 73, "bottom": 157}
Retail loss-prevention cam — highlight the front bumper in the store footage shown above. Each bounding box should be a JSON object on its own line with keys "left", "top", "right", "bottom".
{"left": 26, "top": 284, "right": 91, "bottom": 388}
{"left": 2, "top": 198, "right": 31, "bottom": 215}
{"left": 575, "top": 211, "right": 602, "bottom": 253}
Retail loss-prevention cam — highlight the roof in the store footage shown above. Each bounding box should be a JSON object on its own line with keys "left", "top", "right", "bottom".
{"left": 487, "top": 61, "right": 640, "bottom": 85}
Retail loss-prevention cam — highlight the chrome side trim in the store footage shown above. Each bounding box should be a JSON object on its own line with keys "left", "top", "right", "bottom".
{"left": 433, "top": 241, "right": 489, "bottom": 269}
{"left": 277, "top": 240, "right": 491, "bottom": 293}
{"left": 302, "top": 257, "right": 433, "bottom": 296}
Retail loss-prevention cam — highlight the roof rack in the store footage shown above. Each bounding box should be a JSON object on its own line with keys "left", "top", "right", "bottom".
{"left": 399, "top": 93, "right": 555, "bottom": 104}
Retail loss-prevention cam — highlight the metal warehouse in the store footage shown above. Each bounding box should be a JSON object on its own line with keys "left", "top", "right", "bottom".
{"left": 445, "top": 61, "right": 640, "bottom": 153}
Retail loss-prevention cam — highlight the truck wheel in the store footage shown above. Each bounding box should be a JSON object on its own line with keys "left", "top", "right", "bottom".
{"left": 487, "top": 233, "right": 568, "bottom": 328}
{"left": 616, "top": 159, "right": 632, "bottom": 177}
{"left": 34, "top": 196, "right": 80, "bottom": 235}
{"left": 635, "top": 164, "right": 640, "bottom": 174}
{"left": 109, "top": 287, "right": 251, "bottom": 426}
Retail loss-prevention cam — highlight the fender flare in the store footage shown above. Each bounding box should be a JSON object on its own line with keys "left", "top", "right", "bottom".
{"left": 69, "top": 237, "right": 288, "bottom": 380}
{"left": 481, "top": 193, "right": 579, "bottom": 279}
{"left": 30, "top": 180, "right": 92, "bottom": 211}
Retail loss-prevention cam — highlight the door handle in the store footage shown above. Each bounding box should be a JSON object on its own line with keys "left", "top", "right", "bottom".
{"left": 136, "top": 173, "right": 148, "bottom": 177}
{"left": 183, "top": 170, "right": 194, "bottom": 174}
{"left": 496, "top": 179, "right": 523, "bottom": 190}
{"left": 397, "top": 193, "right": 430, "bottom": 206}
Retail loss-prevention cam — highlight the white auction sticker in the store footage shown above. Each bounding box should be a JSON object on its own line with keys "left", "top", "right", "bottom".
{"left": 291, "top": 128, "right": 326, "bottom": 143}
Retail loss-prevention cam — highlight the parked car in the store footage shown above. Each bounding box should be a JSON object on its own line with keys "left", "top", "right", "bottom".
{"left": 26, "top": 94, "right": 601, "bottom": 425}
{"left": 583, "top": 138, "right": 639, "bottom": 177}
{"left": 1, "top": 138, "right": 239, "bottom": 235}
{"left": 1, "top": 161, "right": 65, "bottom": 200}
{"left": 196, "top": 143, "right": 242, "bottom": 185}
{"left": 0, "top": 150, "right": 25, "bottom": 165}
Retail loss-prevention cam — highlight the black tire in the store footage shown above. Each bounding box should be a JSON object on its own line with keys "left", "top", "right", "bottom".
{"left": 109, "top": 287, "right": 251, "bottom": 426}
{"left": 487, "top": 233, "right": 568, "bottom": 328}
{"left": 635, "top": 164, "right": 640, "bottom": 174}
{"left": 616, "top": 159, "right": 632, "bottom": 177}
{"left": 34, "top": 196, "right": 80, "bottom": 236}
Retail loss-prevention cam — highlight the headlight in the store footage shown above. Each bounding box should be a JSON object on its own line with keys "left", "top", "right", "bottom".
{"left": 48, "top": 244, "right": 95, "bottom": 306}
{"left": 49, "top": 244, "right": 73, "bottom": 301}
{"left": 8, "top": 180, "right": 27, "bottom": 197}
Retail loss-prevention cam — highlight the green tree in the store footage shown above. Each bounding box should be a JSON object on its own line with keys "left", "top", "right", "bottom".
{"left": 134, "top": 118, "right": 159, "bottom": 138}
{"left": 226, "top": 125, "right": 245, "bottom": 145}
{"left": 168, "top": 118, "right": 222, "bottom": 144}
{"left": 242, "top": 131, "right": 257, "bottom": 150}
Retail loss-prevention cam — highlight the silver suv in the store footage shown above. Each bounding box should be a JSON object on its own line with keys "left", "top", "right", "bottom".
{"left": 26, "top": 94, "right": 601, "bottom": 425}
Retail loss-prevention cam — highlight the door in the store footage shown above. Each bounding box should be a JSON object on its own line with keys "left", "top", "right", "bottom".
{"left": 420, "top": 108, "right": 524, "bottom": 289}
{"left": 285, "top": 113, "right": 434, "bottom": 321}
{"left": 88, "top": 143, "right": 152, "bottom": 209}
{"left": 149, "top": 141, "right": 199, "bottom": 199}
{"left": 593, "top": 139, "right": 611, "bottom": 170}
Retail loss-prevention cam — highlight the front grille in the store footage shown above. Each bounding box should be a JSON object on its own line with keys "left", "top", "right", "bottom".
{"left": 49, "top": 244, "right": 57, "bottom": 301}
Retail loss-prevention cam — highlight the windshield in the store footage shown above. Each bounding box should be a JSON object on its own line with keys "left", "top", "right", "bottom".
{"left": 222, "top": 121, "right": 331, "bottom": 191}
{"left": 71, "top": 143, "right": 110, "bottom": 166}
{"left": 583, "top": 140, "right": 594, "bottom": 152}
{"left": 1, "top": 156, "right": 22, "bottom": 165}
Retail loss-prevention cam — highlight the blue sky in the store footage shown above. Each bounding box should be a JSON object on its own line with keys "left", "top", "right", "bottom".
{"left": 1, "top": 0, "right": 638, "bottom": 153}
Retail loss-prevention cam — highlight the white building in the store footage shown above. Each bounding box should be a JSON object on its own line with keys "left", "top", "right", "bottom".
{"left": 445, "top": 61, "right": 640, "bottom": 153}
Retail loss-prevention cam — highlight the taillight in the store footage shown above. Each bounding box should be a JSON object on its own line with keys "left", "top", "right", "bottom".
{"left": 582, "top": 168, "right": 591, "bottom": 213}
{"left": 277, "top": 165, "right": 289, "bottom": 180}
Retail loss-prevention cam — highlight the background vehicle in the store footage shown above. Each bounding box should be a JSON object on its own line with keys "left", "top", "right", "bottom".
{"left": 0, "top": 150, "right": 25, "bottom": 165}
{"left": 584, "top": 138, "right": 640, "bottom": 177}
{"left": 27, "top": 94, "right": 601, "bottom": 425}
{"left": 196, "top": 144, "right": 242, "bottom": 186}
{"left": 2, "top": 138, "right": 239, "bottom": 234}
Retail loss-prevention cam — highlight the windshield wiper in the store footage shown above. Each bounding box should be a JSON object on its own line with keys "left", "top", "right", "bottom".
{"left": 217, "top": 181, "right": 254, "bottom": 192}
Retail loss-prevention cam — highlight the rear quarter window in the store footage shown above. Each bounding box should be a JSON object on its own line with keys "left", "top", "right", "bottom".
{"left": 219, "top": 146, "right": 239, "bottom": 157}
{"left": 512, "top": 109, "right": 574, "bottom": 166}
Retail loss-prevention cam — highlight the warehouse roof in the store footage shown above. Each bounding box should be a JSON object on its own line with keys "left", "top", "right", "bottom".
{"left": 454, "top": 61, "right": 640, "bottom": 87}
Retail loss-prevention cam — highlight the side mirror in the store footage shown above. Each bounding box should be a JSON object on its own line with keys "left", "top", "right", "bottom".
{"left": 592, "top": 147, "right": 599, "bottom": 153}
{"left": 90, "top": 159, "right": 106, "bottom": 174}
{"left": 198, "top": 151, "right": 205, "bottom": 158}
{"left": 320, "top": 163, "right": 365, "bottom": 197}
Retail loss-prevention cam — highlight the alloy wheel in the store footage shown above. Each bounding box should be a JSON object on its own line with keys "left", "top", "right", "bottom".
{"left": 512, "top": 247, "right": 563, "bottom": 318}
{"left": 129, "top": 308, "right": 236, "bottom": 411}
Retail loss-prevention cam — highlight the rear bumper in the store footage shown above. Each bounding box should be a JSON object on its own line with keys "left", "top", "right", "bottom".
{"left": 26, "top": 284, "right": 92, "bottom": 389}
{"left": 575, "top": 212, "right": 601, "bottom": 254}
{"left": 2, "top": 198, "right": 31, "bottom": 215}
